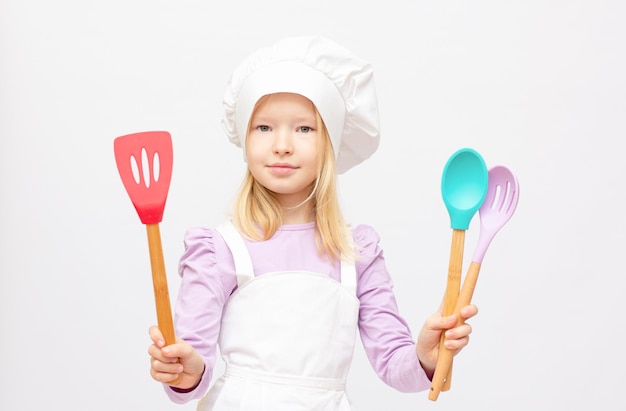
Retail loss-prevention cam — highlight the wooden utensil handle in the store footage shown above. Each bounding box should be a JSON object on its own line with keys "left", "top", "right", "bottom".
{"left": 146, "top": 223, "right": 181, "bottom": 385}
{"left": 442, "top": 229, "right": 465, "bottom": 391}
{"left": 442, "top": 229, "right": 465, "bottom": 315}
{"left": 146, "top": 224, "right": 177, "bottom": 345}
{"left": 429, "top": 260, "right": 481, "bottom": 401}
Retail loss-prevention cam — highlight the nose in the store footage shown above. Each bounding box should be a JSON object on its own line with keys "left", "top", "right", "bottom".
{"left": 272, "top": 128, "right": 293, "bottom": 155}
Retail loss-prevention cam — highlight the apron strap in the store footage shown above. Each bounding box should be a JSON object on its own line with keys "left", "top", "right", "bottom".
{"left": 339, "top": 229, "right": 357, "bottom": 295}
{"left": 340, "top": 258, "right": 357, "bottom": 295}
{"left": 216, "top": 220, "right": 254, "bottom": 287}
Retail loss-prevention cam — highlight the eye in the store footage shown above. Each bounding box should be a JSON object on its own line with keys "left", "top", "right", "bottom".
{"left": 298, "top": 126, "right": 313, "bottom": 133}
{"left": 256, "top": 125, "right": 271, "bottom": 132}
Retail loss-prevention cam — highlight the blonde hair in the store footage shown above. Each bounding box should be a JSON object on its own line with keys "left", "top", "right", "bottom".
{"left": 232, "top": 95, "right": 353, "bottom": 262}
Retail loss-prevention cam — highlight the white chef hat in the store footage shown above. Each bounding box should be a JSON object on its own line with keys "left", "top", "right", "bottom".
{"left": 222, "top": 35, "right": 380, "bottom": 174}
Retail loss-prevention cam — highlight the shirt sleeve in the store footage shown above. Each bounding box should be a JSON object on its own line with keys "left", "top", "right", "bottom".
{"left": 353, "top": 224, "right": 431, "bottom": 393}
{"left": 163, "top": 226, "right": 236, "bottom": 403}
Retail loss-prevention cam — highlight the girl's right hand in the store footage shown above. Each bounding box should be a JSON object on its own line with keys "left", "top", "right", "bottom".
{"left": 147, "top": 325, "right": 206, "bottom": 390}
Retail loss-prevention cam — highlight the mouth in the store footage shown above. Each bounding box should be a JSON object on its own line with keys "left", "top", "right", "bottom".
{"left": 267, "top": 163, "right": 298, "bottom": 175}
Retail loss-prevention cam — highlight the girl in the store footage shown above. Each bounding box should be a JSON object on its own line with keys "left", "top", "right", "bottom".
{"left": 148, "top": 36, "right": 478, "bottom": 410}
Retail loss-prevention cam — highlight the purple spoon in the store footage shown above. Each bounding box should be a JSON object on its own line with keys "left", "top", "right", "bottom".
{"left": 430, "top": 165, "right": 520, "bottom": 401}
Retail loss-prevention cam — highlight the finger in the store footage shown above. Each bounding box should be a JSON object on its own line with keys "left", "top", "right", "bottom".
{"left": 162, "top": 343, "right": 189, "bottom": 361}
{"left": 147, "top": 343, "right": 177, "bottom": 363}
{"left": 441, "top": 313, "right": 459, "bottom": 330}
{"left": 148, "top": 325, "right": 165, "bottom": 347}
{"left": 425, "top": 312, "right": 456, "bottom": 332}
{"left": 148, "top": 337, "right": 183, "bottom": 363}
{"left": 150, "top": 362, "right": 183, "bottom": 383}
{"left": 151, "top": 370, "right": 180, "bottom": 384}
{"left": 459, "top": 304, "right": 479, "bottom": 319}
{"left": 443, "top": 334, "right": 470, "bottom": 351}
{"left": 445, "top": 323, "right": 473, "bottom": 342}
{"left": 151, "top": 357, "right": 184, "bottom": 374}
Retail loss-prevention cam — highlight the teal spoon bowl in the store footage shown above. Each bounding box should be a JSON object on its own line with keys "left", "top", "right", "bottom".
{"left": 441, "top": 148, "right": 489, "bottom": 230}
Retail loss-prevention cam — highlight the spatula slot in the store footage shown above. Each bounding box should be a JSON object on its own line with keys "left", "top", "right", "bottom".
{"left": 128, "top": 148, "right": 162, "bottom": 188}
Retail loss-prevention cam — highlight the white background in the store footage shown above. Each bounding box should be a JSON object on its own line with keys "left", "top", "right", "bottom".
{"left": 1, "top": 1, "right": 624, "bottom": 410}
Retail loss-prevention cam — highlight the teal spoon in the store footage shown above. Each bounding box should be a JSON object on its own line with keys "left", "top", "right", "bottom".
{"left": 441, "top": 148, "right": 489, "bottom": 231}
{"left": 436, "top": 148, "right": 488, "bottom": 394}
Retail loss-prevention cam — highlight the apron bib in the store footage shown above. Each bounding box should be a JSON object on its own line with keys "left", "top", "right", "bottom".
{"left": 198, "top": 222, "right": 360, "bottom": 411}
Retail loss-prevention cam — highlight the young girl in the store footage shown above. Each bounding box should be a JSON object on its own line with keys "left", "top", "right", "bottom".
{"left": 148, "top": 36, "right": 478, "bottom": 410}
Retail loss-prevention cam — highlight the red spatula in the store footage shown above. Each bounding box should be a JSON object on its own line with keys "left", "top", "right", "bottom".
{"left": 114, "top": 131, "right": 179, "bottom": 381}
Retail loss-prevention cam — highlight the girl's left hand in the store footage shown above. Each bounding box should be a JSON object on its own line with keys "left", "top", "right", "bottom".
{"left": 415, "top": 304, "right": 479, "bottom": 379}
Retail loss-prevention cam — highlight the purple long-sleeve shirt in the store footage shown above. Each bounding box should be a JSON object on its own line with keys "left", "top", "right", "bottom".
{"left": 165, "top": 222, "right": 431, "bottom": 403}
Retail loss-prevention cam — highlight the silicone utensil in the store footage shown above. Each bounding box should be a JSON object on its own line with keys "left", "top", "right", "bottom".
{"left": 437, "top": 148, "right": 488, "bottom": 392}
{"left": 114, "top": 131, "right": 180, "bottom": 383}
{"left": 429, "top": 165, "right": 519, "bottom": 401}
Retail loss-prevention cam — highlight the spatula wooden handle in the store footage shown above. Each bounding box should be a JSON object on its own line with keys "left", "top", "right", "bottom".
{"left": 429, "top": 260, "right": 481, "bottom": 401}
{"left": 146, "top": 224, "right": 177, "bottom": 344}
{"left": 146, "top": 223, "right": 181, "bottom": 385}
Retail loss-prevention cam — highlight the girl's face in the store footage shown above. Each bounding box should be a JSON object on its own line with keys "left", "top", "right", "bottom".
{"left": 246, "top": 92, "right": 319, "bottom": 207}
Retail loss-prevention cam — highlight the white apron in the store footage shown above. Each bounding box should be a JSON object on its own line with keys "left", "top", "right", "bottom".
{"left": 197, "top": 222, "right": 360, "bottom": 411}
